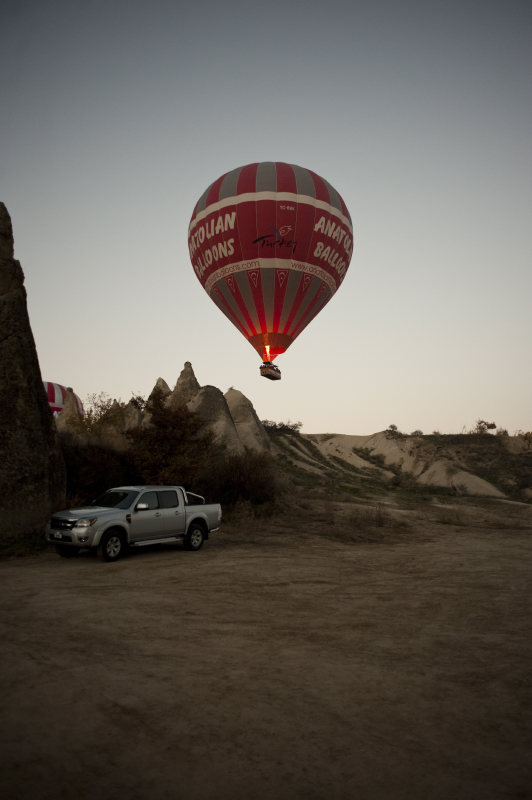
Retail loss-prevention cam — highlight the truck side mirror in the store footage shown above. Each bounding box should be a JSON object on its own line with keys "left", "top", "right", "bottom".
{"left": 135, "top": 503, "right": 149, "bottom": 511}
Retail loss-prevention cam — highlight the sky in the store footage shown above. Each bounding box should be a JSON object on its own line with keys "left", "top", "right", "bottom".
{"left": 1, "top": 0, "right": 531, "bottom": 435}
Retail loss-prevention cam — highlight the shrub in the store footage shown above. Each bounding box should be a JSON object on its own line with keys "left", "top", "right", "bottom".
{"left": 199, "top": 450, "right": 277, "bottom": 507}
{"left": 515, "top": 431, "right": 532, "bottom": 450}
{"left": 473, "top": 419, "right": 497, "bottom": 434}
{"left": 262, "top": 419, "right": 302, "bottom": 435}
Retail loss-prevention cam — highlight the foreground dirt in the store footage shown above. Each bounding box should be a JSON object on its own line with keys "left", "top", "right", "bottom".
{"left": 0, "top": 519, "right": 531, "bottom": 800}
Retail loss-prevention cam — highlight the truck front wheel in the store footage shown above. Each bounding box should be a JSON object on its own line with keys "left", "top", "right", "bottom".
{"left": 184, "top": 524, "right": 204, "bottom": 551}
{"left": 99, "top": 529, "right": 125, "bottom": 562}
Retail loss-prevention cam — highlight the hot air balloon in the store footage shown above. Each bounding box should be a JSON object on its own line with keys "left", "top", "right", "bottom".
{"left": 44, "top": 382, "right": 84, "bottom": 417}
{"left": 188, "top": 162, "right": 352, "bottom": 380}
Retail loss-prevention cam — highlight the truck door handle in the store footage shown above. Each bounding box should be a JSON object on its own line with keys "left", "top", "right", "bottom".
{"left": 174, "top": 511, "right": 180, "bottom": 515}
{"left": 155, "top": 512, "right": 162, "bottom": 517}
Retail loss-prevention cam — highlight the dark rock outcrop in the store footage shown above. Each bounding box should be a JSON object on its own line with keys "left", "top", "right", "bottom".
{"left": 0, "top": 203, "right": 66, "bottom": 537}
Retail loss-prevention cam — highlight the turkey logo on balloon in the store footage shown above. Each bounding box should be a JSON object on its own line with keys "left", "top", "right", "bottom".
{"left": 188, "top": 162, "right": 352, "bottom": 380}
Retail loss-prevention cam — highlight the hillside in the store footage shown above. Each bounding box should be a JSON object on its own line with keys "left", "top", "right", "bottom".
{"left": 266, "top": 424, "right": 532, "bottom": 504}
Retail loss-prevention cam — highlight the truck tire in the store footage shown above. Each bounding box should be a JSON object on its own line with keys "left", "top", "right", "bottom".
{"left": 56, "top": 544, "right": 80, "bottom": 558}
{"left": 184, "top": 523, "right": 204, "bottom": 551}
{"left": 99, "top": 529, "right": 125, "bottom": 562}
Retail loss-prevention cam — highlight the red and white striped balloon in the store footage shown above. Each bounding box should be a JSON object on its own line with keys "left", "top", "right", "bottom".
{"left": 44, "top": 382, "right": 84, "bottom": 417}
{"left": 188, "top": 162, "right": 352, "bottom": 363}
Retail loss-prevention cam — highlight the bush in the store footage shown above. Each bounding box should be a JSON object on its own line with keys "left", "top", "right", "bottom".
{"left": 199, "top": 451, "right": 277, "bottom": 507}
{"left": 262, "top": 419, "right": 302, "bottom": 435}
{"left": 515, "top": 431, "right": 532, "bottom": 450}
{"left": 473, "top": 419, "right": 497, "bottom": 434}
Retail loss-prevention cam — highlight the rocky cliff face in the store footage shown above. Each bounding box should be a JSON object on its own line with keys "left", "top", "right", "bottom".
{"left": 167, "top": 362, "right": 200, "bottom": 408}
{"left": 187, "top": 385, "right": 245, "bottom": 455}
{"left": 224, "top": 388, "right": 270, "bottom": 453}
{"left": 0, "top": 203, "right": 66, "bottom": 537}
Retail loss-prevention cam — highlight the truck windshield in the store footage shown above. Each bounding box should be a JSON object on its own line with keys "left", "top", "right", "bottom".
{"left": 92, "top": 490, "right": 139, "bottom": 509}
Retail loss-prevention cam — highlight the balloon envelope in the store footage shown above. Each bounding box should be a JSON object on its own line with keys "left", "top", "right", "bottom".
{"left": 44, "top": 382, "right": 84, "bottom": 417}
{"left": 188, "top": 162, "right": 352, "bottom": 362}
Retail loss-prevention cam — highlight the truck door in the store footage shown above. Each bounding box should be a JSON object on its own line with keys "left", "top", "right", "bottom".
{"left": 158, "top": 489, "right": 186, "bottom": 536}
{"left": 130, "top": 491, "right": 164, "bottom": 541}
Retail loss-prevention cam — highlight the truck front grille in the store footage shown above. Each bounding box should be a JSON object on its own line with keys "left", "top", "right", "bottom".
{"left": 50, "top": 517, "right": 76, "bottom": 531}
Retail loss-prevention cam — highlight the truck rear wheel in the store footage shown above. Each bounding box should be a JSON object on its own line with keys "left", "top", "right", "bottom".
{"left": 184, "top": 524, "right": 204, "bottom": 551}
{"left": 99, "top": 529, "right": 125, "bottom": 562}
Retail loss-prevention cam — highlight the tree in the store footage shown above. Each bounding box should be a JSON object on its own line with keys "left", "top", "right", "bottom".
{"left": 126, "top": 387, "right": 218, "bottom": 487}
{"left": 474, "top": 419, "right": 497, "bottom": 434}
{"left": 70, "top": 392, "right": 126, "bottom": 435}
{"left": 515, "top": 431, "right": 532, "bottom": 450}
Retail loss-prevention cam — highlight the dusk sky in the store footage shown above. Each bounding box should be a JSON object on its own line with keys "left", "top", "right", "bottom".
{"left": 1, "top": 0, "right": 531, "bottom": 435}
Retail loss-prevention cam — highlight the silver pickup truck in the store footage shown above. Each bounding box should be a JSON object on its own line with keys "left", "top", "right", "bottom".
{"left": 45, "top": 485, "right": 221, "bottom": 562}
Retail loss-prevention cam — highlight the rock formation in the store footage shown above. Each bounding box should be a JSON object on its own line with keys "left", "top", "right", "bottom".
{"left": 0, "top": 203, "right": 66, "bottom": 537}
{"left": 148, "top": 377, "right": 171, "bottom": 402}
{"left": 224, "top": 388, "right": 270, "bottom": 453}
{"left": 187, "top": 386, "right": 245, "bottom": 455}
{"left": 144, "top": 365, "right": 245, "bottom": 454}
{"left": 167, "top": 361, "right": 200, "bottom": 408}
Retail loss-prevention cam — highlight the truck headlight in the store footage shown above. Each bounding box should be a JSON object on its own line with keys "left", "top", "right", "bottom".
{"left": 75, "top": 518, "right": 97, "bottom": 528}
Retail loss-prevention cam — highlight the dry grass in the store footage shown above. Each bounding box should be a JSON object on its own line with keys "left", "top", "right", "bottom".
{"left": 433, "top": 506, "right": 468, "bottom": 526}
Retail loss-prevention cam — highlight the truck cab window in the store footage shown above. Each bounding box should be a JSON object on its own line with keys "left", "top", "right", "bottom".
{"left": 158, "top": 491, "right": 178, "bottom": 509}
{"left": 139, "top": 491, "right": 159, "bottom": 510}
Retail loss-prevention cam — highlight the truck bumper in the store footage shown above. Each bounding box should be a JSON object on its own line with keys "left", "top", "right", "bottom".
{"left": 45, "top": 524, "right": 100, "bottom": 549}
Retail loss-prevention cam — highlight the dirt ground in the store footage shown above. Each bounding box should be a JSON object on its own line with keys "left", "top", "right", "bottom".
{"left": 1, "top": 507, "right": 531, "bottom": 800}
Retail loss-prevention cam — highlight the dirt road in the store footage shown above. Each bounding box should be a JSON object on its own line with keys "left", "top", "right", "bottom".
{"left": 0, "top": 523, "right": 530, "bottom": 800}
